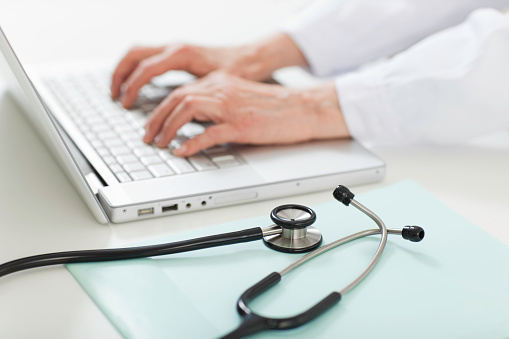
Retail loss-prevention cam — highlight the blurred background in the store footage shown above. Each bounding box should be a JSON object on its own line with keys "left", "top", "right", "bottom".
{"left": 0, "top": 0, "right": 313, "bottom": 65}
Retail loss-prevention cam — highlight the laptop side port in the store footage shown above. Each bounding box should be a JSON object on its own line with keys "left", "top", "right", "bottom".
{"left": 162, "top": 204, "right": 178, "bottom": 213}
{"left": 138, "top": 207, "right": 154, "bottom": 216}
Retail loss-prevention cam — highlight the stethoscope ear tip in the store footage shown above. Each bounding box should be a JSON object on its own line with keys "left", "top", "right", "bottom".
{"left": 333, "top": 185, "right": 355, "bottom": 206}
{"left": 402, "top": 225, "right": 425, "bottom": 242}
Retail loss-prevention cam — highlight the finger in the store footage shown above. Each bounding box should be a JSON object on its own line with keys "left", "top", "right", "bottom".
{"left": 143, "top": 88, "right": 189, "bottom": 144}
{"left": 155, "top": 96, "right": 223, "bottom": 148}
{"left": 120, "top": 47, "right": 194, "bottom": 108}
{"left": 143, "top": 81, "right": 219, "bottom": 144}
{"left": 174, "top": 124, "right": 236, "bottom": 156}
{"left": 111, "top": 46, "right": 164, "bottom": 99}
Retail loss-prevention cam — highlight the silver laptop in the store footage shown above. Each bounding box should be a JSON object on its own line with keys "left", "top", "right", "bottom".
{"left": 0, "top": 25, "right": 385, "bottom": 224}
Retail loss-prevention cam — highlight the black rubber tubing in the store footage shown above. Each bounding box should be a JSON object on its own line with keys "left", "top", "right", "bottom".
{"left": 0, "top": 227, "right": 263, "bottom": 278}
{"left": 220, "top": 272, "right": 341, "bottom": 338}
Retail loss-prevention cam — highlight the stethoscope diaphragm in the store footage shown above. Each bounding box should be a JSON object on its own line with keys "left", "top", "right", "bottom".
{"left": 262, "top": 204, "right": 322, "bottom": 253}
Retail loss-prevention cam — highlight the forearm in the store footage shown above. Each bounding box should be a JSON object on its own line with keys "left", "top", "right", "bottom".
{"left": 234, "top": 33, "right": 308, "bottom": 81}
{"left": 294, "top": 82, "right": 350, "bottom": 140}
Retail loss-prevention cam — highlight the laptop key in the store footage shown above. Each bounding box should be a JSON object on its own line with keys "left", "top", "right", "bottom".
{"left": 140, "top": 85, "right": 169, "bottom": 103}
{"left": 90, "top": 139, "right": 103, "bottom": 149}
{"left": 148, "top": 164, "right": 174, "bottom": 177}
{"left": 169, "top": 135, "right": 189, "bottom": 150}
{"left": 188, "top": 154, "right": 217, "bottom": 171}
{"left": 130, "top": 170, "right": 153, "bottom": 181}
{"left": 117, "top": 154, "right": 139, "bottom": 165}
{"left": 116, "top": 172, "right": 132, "bottom": 183}
{"left": 106, "top": 115, "right": 127, "bottom": 125}
{"left": 133, "top": 146, "right": 156, "bottom": 157}
{"left": 95, "top": 147, "right": 110, "bottom": 157}
{"left": 102, "top": 155, "right": 117, "bottom": 165}
{"left": 166, "top": 158, "right": 195, "bottom": 174}
{"left": 158, "top": 149, "right": 176, "bottom": 160}
{"left": 109, "top": 146, "right": 132, "bottom": 156}
{"left": 103, "top": 138, "right": 124, "bottom": 148}
{"left": 109, "top": 163, "right": 124, "bottom": 173}
{"left": 202, "top": 145, "right": 229, "bottom": 155}
{"left": 119, "top": 131, "right": 140, "bottom": 142}
{"left": 84, "top": 114, "right": 105, "bottom": 125}
{"left": 179, "top": 122, "right": 205, "bottom": 137}
{"left": 140, "top": 154, "right": 164, "bottom": 166}
{"left": 94, "top": 124, "right": 111, "bottom": 133}
{"left": 98, "top": 130, "right": 117, "bottom": 140}
{"left": 84, "top": 131, "right": 96, "bottom": 141}
{"left": 126, "top": 140, "right": 147, "bottom": 149}
{"left": 136, "top": 127, "right": 145, "bottom": 137}
{"left": 123, "top": 162, "right": 146, "bottom": 173}
{"left": 210, "top": 154, "right": 240, "bottom": 168}
{"left": 113, "top": 123, "right": 134, "bottom": 134}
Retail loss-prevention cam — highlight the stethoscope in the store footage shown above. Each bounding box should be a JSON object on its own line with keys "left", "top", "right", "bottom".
{"left": 0, "top": 185, "right": 425, "bottom": 338}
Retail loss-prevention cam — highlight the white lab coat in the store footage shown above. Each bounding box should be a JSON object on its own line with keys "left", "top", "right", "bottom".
{"left": 282, "top": 0, "right": 509, "bottom": 145}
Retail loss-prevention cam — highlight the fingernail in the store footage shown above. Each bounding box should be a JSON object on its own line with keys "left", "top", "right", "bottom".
{"left": 173, "top": 144, "right": 187, "bottom": 156}
{"left": 143, "top": 133, "right": 151, "bottom": 144}
{"left": 154, "top": 135, "right": 162, "bottom": 146}
{"left": 143, "top": 125, "right": 151, "bottom": 140}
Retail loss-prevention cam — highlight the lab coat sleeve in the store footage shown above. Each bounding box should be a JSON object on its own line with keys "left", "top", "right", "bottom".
{"left": 336, "top": 9, "right": 509, "bottom": 145}
{"left": 281, "top": 0, "right": 509, "bottom": 76}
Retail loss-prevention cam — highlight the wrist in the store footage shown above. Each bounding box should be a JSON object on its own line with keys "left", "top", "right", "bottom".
{"left": 296, "top": 82, "right": 351, "bottom": 140}
{"left": 238, "top": 33, "right": 308, "bottom": 81}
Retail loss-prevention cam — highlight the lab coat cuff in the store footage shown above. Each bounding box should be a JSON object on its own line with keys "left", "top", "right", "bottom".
{"left": 280, "top": 11, "right": 340, "bottom": 77}
{"left": 335, "top": 70, "right": 400, "bottom": 147}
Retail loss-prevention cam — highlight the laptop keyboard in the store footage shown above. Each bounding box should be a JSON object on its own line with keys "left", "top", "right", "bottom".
{"left": 45, "top": 72, "right": 243, "bottom": 183}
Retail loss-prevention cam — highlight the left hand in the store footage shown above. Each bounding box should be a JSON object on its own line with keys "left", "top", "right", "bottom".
{"left": 143, "top": 72, "right": 351, "bottom": 156}
{"left": 111, "top": 33, "right": 307, "bottom": 109}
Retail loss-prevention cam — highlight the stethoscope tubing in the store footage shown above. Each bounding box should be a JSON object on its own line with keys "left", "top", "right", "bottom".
{"left": 280, "top": 228, "right": 401, "bottom": 277}
{"left": 224, "top": 197, "right": 391, "bottom": 339}
{"left": 224, "top": 225, "right": 401, "bottom": 339}
{"left": 0, "top": 184, "right": 425, "bottom": 339}
{"left": 338, "top": 199, "right": 387, "bottom": 295}
{"left": 0, "top": 227, "right": 265, "bottom": 278}
{"left": 0, "top": 204, "right": 319, "bottom": 279}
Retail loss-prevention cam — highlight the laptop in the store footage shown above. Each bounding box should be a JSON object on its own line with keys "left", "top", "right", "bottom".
{"left": 0, "top": 25, "right": 385, "bottom": 224}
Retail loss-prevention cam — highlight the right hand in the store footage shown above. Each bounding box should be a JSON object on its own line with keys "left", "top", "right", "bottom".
{"left": 142, "top": 72, "right": 350, "bottom": 157}
{"left": 111, "top": 33, "right": 308, "bottom": 109}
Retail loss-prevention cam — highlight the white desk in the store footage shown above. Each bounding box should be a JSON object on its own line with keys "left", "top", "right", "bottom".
{"left": 1, "top": 1, "right": 508, "bottom": 338}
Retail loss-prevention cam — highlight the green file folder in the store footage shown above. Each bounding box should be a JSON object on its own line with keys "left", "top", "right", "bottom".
{"left": 67, "top": 181, "right": 509, "bottom": 339}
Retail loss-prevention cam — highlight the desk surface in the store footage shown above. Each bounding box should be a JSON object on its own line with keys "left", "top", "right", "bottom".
{"left": 1, "top": 1, "right": 509, "bottom": 338}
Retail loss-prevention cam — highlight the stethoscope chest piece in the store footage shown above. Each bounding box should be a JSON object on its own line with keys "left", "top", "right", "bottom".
{"left": 263, "top": 204, "right": 322, "bottom": 253}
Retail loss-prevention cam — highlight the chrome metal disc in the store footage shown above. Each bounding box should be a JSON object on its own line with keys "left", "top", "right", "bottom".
{"left": 277, "top": 208, "right": 310, "bottom": 222}
{"left": 263, "top": 226, "right": 322, "bottom": 253}
{"left": 270, "top": 205, "right": 316, "bottom": 229}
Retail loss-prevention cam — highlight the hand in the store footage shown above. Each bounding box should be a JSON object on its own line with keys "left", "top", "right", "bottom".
{"left": 111, "top": 33, "right": 308, "bottom": 108}
{"left": 143, "top": 72, "right": 351, "bottom": 157}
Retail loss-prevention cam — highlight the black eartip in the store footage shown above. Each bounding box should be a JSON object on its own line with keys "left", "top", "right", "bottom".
{"left": 333, "top": 185, "right": 355, "bottom": 206}
{"left": 402, "top": 226, "right": 425, "bottom": 242}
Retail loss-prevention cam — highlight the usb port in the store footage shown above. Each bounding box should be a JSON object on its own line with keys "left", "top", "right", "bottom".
{"left": 137, "top": 207, "right": 154, "bottom": 216}
{"left": 162, "top": 204, "right": 178, "bottom": 213}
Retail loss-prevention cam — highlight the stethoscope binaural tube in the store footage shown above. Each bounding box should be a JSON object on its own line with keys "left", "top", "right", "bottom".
{"left": 0, "top": 204, "right": 322, "bottom": 278}
{"left": 221, "top": 186, "right": 425, "bottom": 339}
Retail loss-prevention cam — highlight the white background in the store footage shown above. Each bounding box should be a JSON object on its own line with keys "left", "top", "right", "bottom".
{"left": 0, "top": 1, "right": 508, "bottom": 338}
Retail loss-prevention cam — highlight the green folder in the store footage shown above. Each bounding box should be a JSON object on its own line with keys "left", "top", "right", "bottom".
{"left": 67, "top": 181, "right": 509, "bottom": 338}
